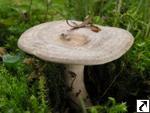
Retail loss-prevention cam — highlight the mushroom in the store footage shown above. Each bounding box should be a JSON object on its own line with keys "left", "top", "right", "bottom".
{"left": 18, "top": 20, "right": 134, "bottom": 107}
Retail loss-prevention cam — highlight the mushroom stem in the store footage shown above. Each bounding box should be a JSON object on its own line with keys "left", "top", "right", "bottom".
{"left": 65, "top": 64, "right": 92, "bottom": 107}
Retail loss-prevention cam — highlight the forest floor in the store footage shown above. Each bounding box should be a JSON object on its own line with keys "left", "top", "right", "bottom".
{"left": 0, "top": 0, "right": 150, "bottom": 113}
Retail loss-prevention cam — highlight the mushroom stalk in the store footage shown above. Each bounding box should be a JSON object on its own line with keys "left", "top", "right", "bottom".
{"left": 65, "top": 64, "right": 92, "bottom": 107}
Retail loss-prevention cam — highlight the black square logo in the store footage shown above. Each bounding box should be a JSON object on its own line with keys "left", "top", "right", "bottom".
{"left": 136, "top": 99, "right": 149, "bottom": 112}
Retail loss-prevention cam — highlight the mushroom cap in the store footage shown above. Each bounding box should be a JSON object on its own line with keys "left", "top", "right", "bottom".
{"left": 18, "top": 20, "right": 134, "bottom": 65}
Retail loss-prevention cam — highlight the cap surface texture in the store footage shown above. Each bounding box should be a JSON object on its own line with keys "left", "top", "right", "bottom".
{"left": 18, "top": 20, "right": 134, "bottom": 65}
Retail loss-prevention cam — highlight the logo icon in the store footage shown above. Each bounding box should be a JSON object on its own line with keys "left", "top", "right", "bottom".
{"left": 137, "top": 99, "right": 149, "bottom": 112}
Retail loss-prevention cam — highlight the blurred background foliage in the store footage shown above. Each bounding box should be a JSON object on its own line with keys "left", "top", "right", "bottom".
{"left": 0, "top": 0, "right": 149, "bottom": 113}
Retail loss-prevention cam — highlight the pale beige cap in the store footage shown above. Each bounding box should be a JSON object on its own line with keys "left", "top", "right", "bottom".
{"left": 18, "top": 20, "right": 134, "bottom": 65}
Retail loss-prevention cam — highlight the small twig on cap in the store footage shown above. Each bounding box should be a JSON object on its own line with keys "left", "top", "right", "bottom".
{"left": 66, "top": 16, "right": 101, "bottom": 32}
{"left": 66, "top": 20, "right": 76, "bottom": 27}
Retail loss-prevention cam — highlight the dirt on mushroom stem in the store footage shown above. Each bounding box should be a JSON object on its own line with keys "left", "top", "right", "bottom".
{"left": 65, "top": 64, "right": 92, "bottom": 108}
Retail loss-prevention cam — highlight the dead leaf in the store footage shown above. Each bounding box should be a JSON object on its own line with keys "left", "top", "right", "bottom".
{"left": 23, "top": 58, "right": 35, "bottom": 65}
{"left": 0, "top": 47, "right": 6, "bottom": 57}
{"left": 90, "top": 25, "right": 101, "bottom": 32}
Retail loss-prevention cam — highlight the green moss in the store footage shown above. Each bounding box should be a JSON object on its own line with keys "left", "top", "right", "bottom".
{"left": 0, "top": 65, "right": 28, "bottom": 113}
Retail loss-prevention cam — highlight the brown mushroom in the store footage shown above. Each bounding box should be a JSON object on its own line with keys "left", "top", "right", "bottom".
{"left": 18, "top": 20, "right": 134, "bottom": 107}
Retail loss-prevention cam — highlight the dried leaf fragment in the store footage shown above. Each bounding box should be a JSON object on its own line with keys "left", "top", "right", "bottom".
{"left": 90, "top": 25, "right": 101, "bottom": 32}
{"left": 0, "top": 47, "right": 6, "bottom": 57}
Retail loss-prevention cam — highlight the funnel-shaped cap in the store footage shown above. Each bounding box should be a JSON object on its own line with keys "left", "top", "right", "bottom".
{"left": 18, "top": 20, "right": 134, "bottom": 65}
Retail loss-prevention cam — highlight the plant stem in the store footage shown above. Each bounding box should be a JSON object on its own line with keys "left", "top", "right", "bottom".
{"left": 29, "top": 0, "right": 32, "bottom": 17}
{"left": 44, "top": 0, "right": 50, "bottom": 21}
{"left": 113, "top": 0, "right": 122, "bottom": 26}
